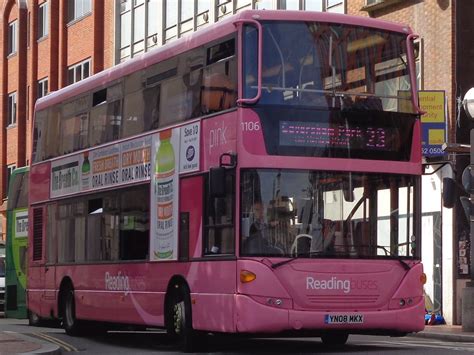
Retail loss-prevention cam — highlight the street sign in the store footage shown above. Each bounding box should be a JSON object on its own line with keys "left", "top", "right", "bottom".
{"left": 419, "top": 90, "right": 447, "bottom": 157}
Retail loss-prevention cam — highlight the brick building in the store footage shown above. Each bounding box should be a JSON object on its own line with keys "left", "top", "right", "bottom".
{"left": 0, "top": 0, "right": 115, "bottom": 242}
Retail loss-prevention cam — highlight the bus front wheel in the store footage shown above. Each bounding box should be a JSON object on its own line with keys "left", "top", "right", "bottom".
{"left": 168, "top": 284, "right": 199, "bottom": 352}
{"left": 321, "top": 333, "right": 349, "bottom": 347}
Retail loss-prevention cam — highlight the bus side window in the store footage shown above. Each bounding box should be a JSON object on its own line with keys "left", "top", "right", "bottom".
{"left": 123, "top": 71, "right": 148, "bottom": 138}
{"left": 89, "top": 85, "right": 123, "bottom": 147}
{"left": 119, "top": 187, "right": 150, "bottom": 260}
{"left": 32, "top": 110, "right": 48, "bottom": 163}
{"left": 201, "top": 71, "right": 236, "bottom": 113}
{"left": 202, "top": 38, "right": 237, "bottom": 113}
{"left": 203, "top": 170, "right": 235, "bottom": 255}
{"left": 46, "top": 107, "right": 60, "bottom": 160}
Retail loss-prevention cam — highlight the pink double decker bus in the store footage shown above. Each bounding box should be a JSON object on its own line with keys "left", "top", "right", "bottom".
{"left": 28, "top": 10, "right": 424, "bottom": 351}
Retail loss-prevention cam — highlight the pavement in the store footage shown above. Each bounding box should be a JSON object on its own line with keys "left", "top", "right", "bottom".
{"left": 0, "top": 324, "right": 473, "bottom": 354}
{"left": 411, "top": 324, "right": 474, "bottom": 343}
{"left": 0, "top": 329, "right": 61, "bottom": 355}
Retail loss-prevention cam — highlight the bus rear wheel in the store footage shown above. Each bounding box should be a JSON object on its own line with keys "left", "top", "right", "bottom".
{"left": 321, "top": 333, "right": 349, "bottom": 346}
{"left": 62, "top": 286, "right": 83, "bottom": 336}
{"left": 28, "top": 310, "right": 41, "bottom": 326}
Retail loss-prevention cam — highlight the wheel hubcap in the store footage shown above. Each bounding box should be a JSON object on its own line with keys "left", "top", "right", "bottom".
{"left": 173, "top": 302, "right": 184, "bottom": 334}
{"left": 65, "top": 293, "right": 74, "bottom": 326}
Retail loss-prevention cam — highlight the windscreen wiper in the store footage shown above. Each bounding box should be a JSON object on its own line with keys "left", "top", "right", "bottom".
{"left": 271, "top": 257, "right": 298, "bottom": 269}
{"left": 377, "top": 245, "right": 411, "bottom": 271}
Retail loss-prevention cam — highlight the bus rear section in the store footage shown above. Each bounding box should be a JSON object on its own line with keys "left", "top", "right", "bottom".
{"left": 5, "top": 167, "right": 29, "bottom": 319}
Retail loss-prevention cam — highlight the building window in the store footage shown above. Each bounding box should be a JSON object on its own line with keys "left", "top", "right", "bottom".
{"left": 38, "top": 78, "right": 49, "bottom": 98}
{"left": 325, "top": 0, "right": 344, "bottom": 12}
{"left": 256, "top": 0, "right": 274, "bottom": 9}
{"left": 8, "top": 20, "right": 18, "bottom": 56}
{"left": 6, "top": 165, "right": 16, "bottom": 196}
{"left": 68, "top": 59, "right": 91, "bottom": 85}
{"left": 67, "top": 0, "right": 92, "bottom": 23}
{"left": 38, "top": 2, "right": 49, "bottom": 39}
{"left": 119, "top": 0, "right": 160, "bottom": 62}
{"left": 303, "top": 0, "right": 345, "bottom": 11}
{"left": 7, "top": 93, "right": 17, "bottom": 126}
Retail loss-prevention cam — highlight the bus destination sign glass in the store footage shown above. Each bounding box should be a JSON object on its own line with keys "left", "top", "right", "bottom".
{"left": 279, "top": 121, "right": 395, "bottom": 151}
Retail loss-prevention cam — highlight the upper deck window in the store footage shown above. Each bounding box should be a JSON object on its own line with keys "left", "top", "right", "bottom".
{"left": 243, "top": 21, "right": 414, "bottom": 113}
{"left": 32, "top": 36, "right": 237, "bottom": 164}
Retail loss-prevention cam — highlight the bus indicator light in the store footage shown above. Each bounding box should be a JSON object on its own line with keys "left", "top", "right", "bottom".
{"left": 240, "top": 270, "right": 256, "bottom": 283}
{"left": 420, "top": 273, "right": 427, "bottom": 284}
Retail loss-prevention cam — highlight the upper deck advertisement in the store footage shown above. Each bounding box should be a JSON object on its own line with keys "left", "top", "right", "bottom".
{"left": 50, "top": 122, "right": 200, "bottom": 261}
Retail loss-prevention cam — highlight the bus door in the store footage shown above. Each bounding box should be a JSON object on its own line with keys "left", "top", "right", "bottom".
{"left": 179, "top": 176, "right": 204, "bottom": 259}
{"left": 42, "top": 205, "right": 57, "bottom": 315}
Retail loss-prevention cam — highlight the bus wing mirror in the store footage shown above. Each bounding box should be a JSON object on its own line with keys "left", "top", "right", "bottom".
{"left": 234, "top": 19, "right": 262, "bottom": 105}
{"left": 210, "top": 167, "right": 226, "bottom": 198}
{"left": 442, "top": 177, "right": 456, "bottom": 208}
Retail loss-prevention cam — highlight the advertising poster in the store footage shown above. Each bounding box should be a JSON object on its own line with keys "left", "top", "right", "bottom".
{"left": 150, "top": 128, "right": 180, "bottom": 261}
{"left": 50, "top": 135, "right": 152, "bottom": 198}
{"left": 89, "top": 144, "right": 121, "bottom": 190}
{"left": 14, "top": 210, "right": 28, "bottom": 238}
{"left": 51, "top": 155, "right": 82, "bottom": 198}
{"left": 13, "top": 208, "right": 28, "bottom": 289}
{"left": 180, "top": 122, "right": 200, "bottom": 173}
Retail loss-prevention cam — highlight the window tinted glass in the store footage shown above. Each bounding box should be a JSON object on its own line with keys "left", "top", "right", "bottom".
{"left": 33, "top": 36, "right": 237, "bottom": 163}
{"left": 204, "top": 171, "right": 235, "bottom": 255}
{"left": 241, "top": 169, "right": 418, "bottom": 259}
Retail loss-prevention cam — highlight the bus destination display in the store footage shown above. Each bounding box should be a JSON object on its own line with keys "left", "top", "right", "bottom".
{"left": 279, "top": 121, "right": 395, "bottom": 151}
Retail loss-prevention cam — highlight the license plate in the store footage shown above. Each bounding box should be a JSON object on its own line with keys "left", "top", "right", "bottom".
{"left": 324, "top": 314, "right": 364, "bottom": 324}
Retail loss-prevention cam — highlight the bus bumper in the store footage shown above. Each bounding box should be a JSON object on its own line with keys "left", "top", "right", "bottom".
{"left": 235, "top": 294, "right": 425, "bottom": 334}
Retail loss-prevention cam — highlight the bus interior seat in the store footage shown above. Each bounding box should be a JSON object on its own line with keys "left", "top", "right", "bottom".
{"left": 291, "top": 233, "right": 312, "bottom": 257}
{"left": 300, "top": 84, "right": 328, "bottom": 107}
{"left": 201, "top": 73, "right": 236, "bottom": 113}
{"left": 353, "top": 221, "right": 372, "bottom": 256}
{"left": 353, "top": 96, "right": 383, "bottom": 111}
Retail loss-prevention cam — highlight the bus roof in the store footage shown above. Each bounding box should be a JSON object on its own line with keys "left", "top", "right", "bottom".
{"left": 35, "top": 10, "right": 413, "bottom": 112}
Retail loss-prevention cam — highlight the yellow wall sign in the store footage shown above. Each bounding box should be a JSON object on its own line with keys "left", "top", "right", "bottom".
{"left": 419, "top": 91, "right": 445, "bottom": 123}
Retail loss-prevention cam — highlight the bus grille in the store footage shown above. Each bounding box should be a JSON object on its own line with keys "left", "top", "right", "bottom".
{"left": 307, "top": 295, "right": 379, "bottom": 304}
{"left": 33, "top": 208, "right": 43, "bottom": 261}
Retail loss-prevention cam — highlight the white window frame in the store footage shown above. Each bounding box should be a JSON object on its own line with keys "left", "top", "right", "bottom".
{"left": 67, "top": 59, "right": 91, "bottom": 85}
{"left": 6, "top": 164, "right": 16, "bottom": 197}
{"left": 8, "top": 20, "right": 18, "bottom": 56}
{"left": 38, "top": 77, "right": 49, "bottom": 98}
{"left": 38, "top": 2, "right": 49, "bottom": 39}
{"left": 7, "top": 92, "right": 17, "bottom": 126}
{"left": 68, "top": 0, "right": 92, "bottom": 23}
